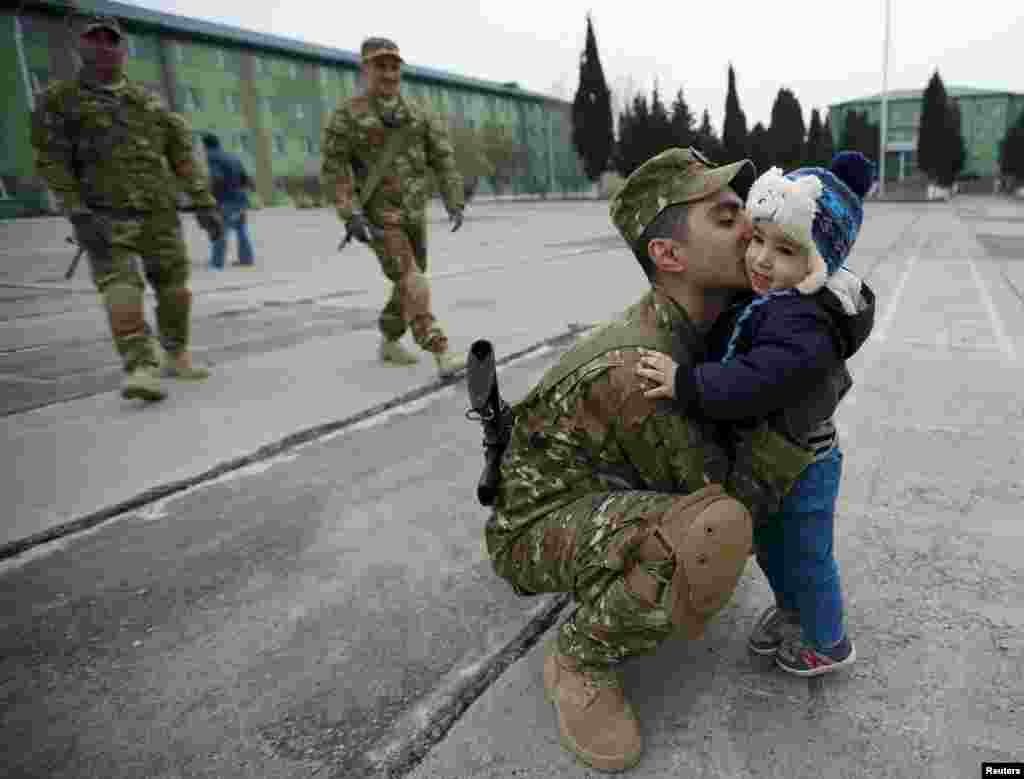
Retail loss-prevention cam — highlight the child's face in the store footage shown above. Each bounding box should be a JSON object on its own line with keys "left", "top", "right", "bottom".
{"left": 745, "top": 221, "right": 811, "bottom": 294}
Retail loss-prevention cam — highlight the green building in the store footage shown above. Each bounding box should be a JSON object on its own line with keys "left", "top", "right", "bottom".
{"left": 1, "top": 0, "right": 589, "bottom": 219}
{"left": 829, "top": 87, "right": 1024, "bottom": 183}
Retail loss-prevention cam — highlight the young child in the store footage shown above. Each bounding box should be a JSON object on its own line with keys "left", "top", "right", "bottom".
{"left": 635, "top": 151, "right": 876, "bottom": 676}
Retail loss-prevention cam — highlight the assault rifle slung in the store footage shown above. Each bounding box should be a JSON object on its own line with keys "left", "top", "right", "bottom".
{"left": 465, "top": 339, "right": 514, "bottom": 507}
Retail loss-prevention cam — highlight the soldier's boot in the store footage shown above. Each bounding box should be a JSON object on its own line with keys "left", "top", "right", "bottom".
{"left": 543, "top": 639, "right": 643, "bottom": 773}
{"left": 122, "top": 364, "right": 166, "bottom": 402}
{"left": 435, "top": 350, "right": 467, "bottom": 378}
{"left": 163, "top": 351, "right": 211, "bottom": 380}
{"left": 626, "top": 485, "right": 752, "bottom": 640}
{"left": 379, "top": 338, "right": 419, "bottom": 365}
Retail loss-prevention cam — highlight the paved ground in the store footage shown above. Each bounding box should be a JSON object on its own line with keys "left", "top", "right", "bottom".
{"left": 2, "top": 197, "right": 1023, "bottom": 778}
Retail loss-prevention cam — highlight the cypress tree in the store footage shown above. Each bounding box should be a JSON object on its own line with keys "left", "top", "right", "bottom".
{"left": 769, "top": 88, "right": 807, "bottom": 170}
{"left": 570, "top": 15, "right": 615, "bottom": 182}
{"left": 670, "top": 88, "right": 696, "bottom": 147}
{"left": 943, "top": 99, "right": 967, "bottom": 187}
{"left": 649, "top": 83, "right": 674, "bottom": 155}
{"left": 821, "top": 114, "right": 836, "bottom": 163}
{"left": 722, "top": 64, "right": 748, "bottom": 163}
{"left": 695, "top": 109, "right": 724, "bottom": 161}
{"left": 917, "top": 70, "right": 950, "bottom": 184}
{"left": 805, "top": 108, "right": 828, "bottom": 167}
{"left": 747, "top": 122, "right": 773, "bottom": 177}
{"left": 999, "top": 107, "right": 1024, "bottom": 184}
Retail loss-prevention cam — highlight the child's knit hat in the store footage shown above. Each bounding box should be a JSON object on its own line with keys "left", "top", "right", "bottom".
{"left": 745, "top": 151, "right": 875, "bottom": 295}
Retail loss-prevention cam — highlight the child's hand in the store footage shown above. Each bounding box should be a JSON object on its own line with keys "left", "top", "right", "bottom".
{"left": 634, "top": 348, "right": 678, "bottom": 400}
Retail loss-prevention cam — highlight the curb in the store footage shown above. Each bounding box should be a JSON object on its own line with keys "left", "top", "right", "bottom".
{"left": 1, "top": 324, "right": 593, "bottom": 562}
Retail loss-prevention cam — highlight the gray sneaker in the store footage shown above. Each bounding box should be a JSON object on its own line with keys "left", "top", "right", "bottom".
{"left": 748, "top": 605, "right": 801, "bottom": 656}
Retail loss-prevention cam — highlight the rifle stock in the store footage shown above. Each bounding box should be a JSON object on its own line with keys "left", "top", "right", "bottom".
{"left": 465, "top": 339, "right": 513, "bottom": 506}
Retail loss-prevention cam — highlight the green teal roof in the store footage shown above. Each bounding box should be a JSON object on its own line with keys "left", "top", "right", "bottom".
{"left": 18, "top": 0, "right": 561, "bottom": 104}
{"left": 831, "top": 85, "right": 1023, "bottom": 107}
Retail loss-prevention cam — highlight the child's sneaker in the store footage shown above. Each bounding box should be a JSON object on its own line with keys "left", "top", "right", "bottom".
{"left": 776, "top": 635, "right": 856, "bottom": 677}
{"left": 748, "top": 606, "right": 801, "bottom": 656}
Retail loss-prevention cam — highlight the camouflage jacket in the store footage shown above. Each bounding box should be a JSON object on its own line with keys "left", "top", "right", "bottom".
{"left": 30, "top": 78, "right": 215, "bottom": 215}
{"left": 491, "top": 287, "right": 731, "bottom": 535}
{"left": 321, "top": 93, "right": 463, "bottom": 224}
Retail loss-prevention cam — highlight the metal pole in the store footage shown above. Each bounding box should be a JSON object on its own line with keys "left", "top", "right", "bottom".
{"left": 879, "top": 0, "right": 891, "bottom": 197}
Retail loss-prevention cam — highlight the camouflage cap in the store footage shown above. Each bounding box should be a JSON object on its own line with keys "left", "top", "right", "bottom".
{"left": 361, "top": 37, "right": 404, "bottom": 63}
{"left": 81, "top": 15, "right": 123, "bottom": 39}
{"left": 609, "top": 147, "right": 756, "bottom": 247}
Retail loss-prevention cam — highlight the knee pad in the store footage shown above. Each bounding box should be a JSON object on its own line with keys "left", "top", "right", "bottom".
{"left": 658, "top": 485, "right": 752, "bottom": 638}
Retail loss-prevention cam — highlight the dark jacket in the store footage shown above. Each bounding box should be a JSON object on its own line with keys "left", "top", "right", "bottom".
{"left": 205, "top": 146, "right": 251, "bottom": 208}
{"left": 676, "top": 282, "right": 876, "bottom": 432}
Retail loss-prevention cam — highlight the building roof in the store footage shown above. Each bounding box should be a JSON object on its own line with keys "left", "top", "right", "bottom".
{"left": 20, "top": 0, "right": 561, "bottom": 104}
{"left": 831, "top": 85, "right": 1024, "bottom": 107}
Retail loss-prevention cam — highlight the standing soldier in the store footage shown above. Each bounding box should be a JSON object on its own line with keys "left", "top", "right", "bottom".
{"left": 30, "top": 15, "right": 224, "bottom": 402}
{"left": 322, "top": 37, "right": 466, "bottom": 378}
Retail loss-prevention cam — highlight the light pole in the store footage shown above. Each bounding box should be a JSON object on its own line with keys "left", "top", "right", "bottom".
{"left": 879, "top": 0, "right": 891, "bottom": 197}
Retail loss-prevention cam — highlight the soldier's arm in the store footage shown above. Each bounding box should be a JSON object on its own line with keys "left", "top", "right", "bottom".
{"left": 423, "top": 108, "right": 464, "bottom": 213}
{"left": 29, "top": 88, "right": 87, "bottom": 215}
{"left": 321, "top": 108, "right": 359, "bottom": 222}
{"left": 161, "top": 107, "right": 217, "bottom": 208}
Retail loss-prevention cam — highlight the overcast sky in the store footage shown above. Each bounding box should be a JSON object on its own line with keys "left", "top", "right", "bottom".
{"left": 133, "top": 0, "right": 1024, "bottom": 131}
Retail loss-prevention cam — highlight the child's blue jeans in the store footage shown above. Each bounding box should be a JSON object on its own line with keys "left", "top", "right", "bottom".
{"left": 754, "top": 446, "right": 846, "bottom": 650}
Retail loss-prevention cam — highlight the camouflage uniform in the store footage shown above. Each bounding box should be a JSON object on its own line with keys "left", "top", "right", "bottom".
{"left": 30, "top": 72, "right": 216, "bottom": 374}
{"left": 321, "top": 90, "right": 464, "bottom": 354}
{"left": 487, "top": 149, "right": 765, "bottom": 673}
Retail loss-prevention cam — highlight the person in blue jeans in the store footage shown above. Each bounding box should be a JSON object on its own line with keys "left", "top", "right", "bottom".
{"left": 201, "top": 133, "right": 255, "bottom": 269}
{"left": 635, "top": 152, "right": 877, "bottom": 676}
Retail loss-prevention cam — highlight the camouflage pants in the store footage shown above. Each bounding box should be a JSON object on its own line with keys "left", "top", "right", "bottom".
{"left": 488, "top": 490, "right": 731, "bottom": 671}
{"left": 369, "top": 218, "right": 447, "bottom": 353}
{"left": 86, "top": 210, "right": 193, "bottom": 372}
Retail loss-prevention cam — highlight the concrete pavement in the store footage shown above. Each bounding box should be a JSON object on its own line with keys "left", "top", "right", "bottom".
{"left": 3, "top": 197, "right": 1024, "bottom": 778}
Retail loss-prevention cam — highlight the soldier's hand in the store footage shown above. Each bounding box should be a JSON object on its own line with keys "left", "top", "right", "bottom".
{"left": 448, "top": 208, "right": 464, "bottom": 233}
{"left": 345, "top": 212, "right": 381, "bottom": 244}
{"left": 196, "top": 208, "right": 225, "bottom": 243}
{"left": 69, "top": 211, "right": 110, "bottom": 252}
{"left": 635, "top": 348, "right": 680, "bottom": 400}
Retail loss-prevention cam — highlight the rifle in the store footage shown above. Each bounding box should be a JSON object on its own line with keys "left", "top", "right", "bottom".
{"left": 64, "top": 236, "right": 86, "bottom": 280}
{"left": 465, "top": 339, "right": 514, "bottom": 507}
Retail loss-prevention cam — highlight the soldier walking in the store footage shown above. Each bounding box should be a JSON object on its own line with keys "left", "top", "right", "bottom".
{"left": 30, "top": 16, "right": 224, "bottom": 402}
{"left": 322, "top": 37, "right": 466, "bottom": 378}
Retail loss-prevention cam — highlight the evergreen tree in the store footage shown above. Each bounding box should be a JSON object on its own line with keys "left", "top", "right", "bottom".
{"left": 695, "top": 109, "right": 724, "bottom": 161}
{"left": 769, "top": 88, "right": 807, "bottom": 170}
{"left": 805, "top": 108, "right": 829, "bottom": 167}
{"left": 670, "top": 88, "right": 696, "bottom": 147}
{"left": 999, "top": 107, "right": 1024, "bottom": 184}
{"left": 649, "top": 83, "right": 675, "bottom": 155}
{"left": 571, "top": 15, "right": 615, "bottom": 182}
{"left": 747, "top": 122, "right": 773, "bottom": 176}
{"left": 917, "top": 70, "right": 950, "bottom": 184}
{"left": 943, "top": 99, "right": 967, "bottom": 187}
{"left": 721, "top": 64, "right": 748, "bottom": 163}
{"left": 821, "top": 114, "right": 836, "bottom": 163}
{"left": 615, "top": 93, "right": 654, "bottom": 176}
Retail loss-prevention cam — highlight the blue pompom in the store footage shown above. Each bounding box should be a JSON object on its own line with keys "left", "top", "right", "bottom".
{"left": 830, "top": 151, "right": 875, "bottom": 199}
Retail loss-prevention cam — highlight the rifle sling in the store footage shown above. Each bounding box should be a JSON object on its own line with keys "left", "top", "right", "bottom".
{"left": 356, "top": 122, "right": 417, "bottom": 210}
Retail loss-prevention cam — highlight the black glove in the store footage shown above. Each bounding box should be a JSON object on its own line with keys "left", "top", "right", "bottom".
{"left": 196, "top": 207, "right": 225, "bottom": 242}
{"left": 70, "top": 211, "right": 110, "bottom": 253}
{"left": 448, "top": 208, "right": 464, "bottom": 233}
{"left": 345, "top": 211, "right": 381, "bottom": 244}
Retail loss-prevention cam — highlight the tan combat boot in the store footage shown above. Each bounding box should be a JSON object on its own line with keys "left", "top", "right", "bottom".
{"left": 121, "top": 365, "right": 166, "bottom": 402}
{"left": 435, "top": 350, "right": 466, "bottom": 378}
{"left": 543, "top": 639, "right": 643, "bottom": 773}
{"left": 164, "top": 351, "right": 211, "bottom": 380}
{"left": 379, "top": 338, "right": 419, "bottom": 365}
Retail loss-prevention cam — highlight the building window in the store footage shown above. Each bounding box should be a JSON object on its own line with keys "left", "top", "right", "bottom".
{"left": 125, "top": 34, "right": 138, "bottom": 57}
{"left": 181, "top": 86, "right": 202, "bottom": 112}
{"left": 260, "top": 96, "right": 274, "bottom": 114}
{"left": 273, "top": 134, "right": 287, "bottom": 155}
{"left": 289, "top": 62, "right": 299, "bottom": 79}
{"left": 216, "top": 50, "right": 226, "bottom": 69}
{"left": 174, "top": 42, "right": 186, "bottom": 64}
{"left": 295, "top": 103, "right": 305, "bottom": 120}
{"left": 319, "top": 68, "right": 330, "bottom": 87}
{"left": 302, "top": 137, "right": 319, "bottom": 154}
{"left": 224, "top": 92, "right": 240, "bottom": 112}
{"left": 238, "top": 132, "right": 252, "bottom": 153}
{"left": 254, "top": 58, "right": 265, "bottom": 76}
